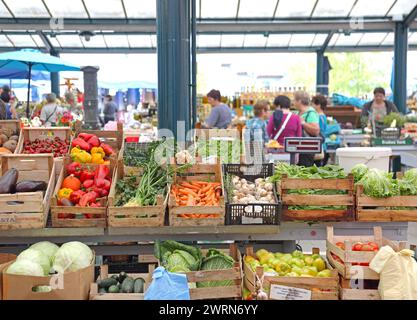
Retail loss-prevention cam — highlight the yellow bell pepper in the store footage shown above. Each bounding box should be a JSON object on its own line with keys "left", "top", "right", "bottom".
{"left": 91, "top": 146, "right": 105, "bottom": 158}
{"left": 71, "top": 146, "right": 82, "bottom": 155}
{"left": 91, "top": 153, "right": 104, "bottom": 164}
{"left": 71, "top": 149, "right": 92, "bottom": 163}
{"left": 58, "top": 188, "right": 73, "bottom": 200}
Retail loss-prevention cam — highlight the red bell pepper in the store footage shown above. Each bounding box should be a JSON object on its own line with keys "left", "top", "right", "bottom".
{"left": 79, "top": 169, "right": 95, "bottom": 182}
{"left": 102, "top": 179, "right": 111, "bottom": 191}
{"left": 89, "top": 202, "right": 101, "bottom": 207}
{"left": 66, "top": 162, "right": 82, "bottom": 177}
{"left": 79, "top": 191, "right": 98, "bottom": 207}
{"left": 83, "top": 179, "right": 94, "bottom": 189}
{"left": 78, "top": 133, "right": 95, "bottom": 141}
{"left": 87, "top": 135, "right": 101, "bottom": 148}
{"left": 94, "top": 165, "right": 110, "bottom": 188}
{"left": 69, "top": 190, "right": 86, "bottom": 205}
{"left": 100, "top": 143, "right": 114, "bottom": 156}
{"left": 71, "top": 138, "right": 91, "bottom": 151}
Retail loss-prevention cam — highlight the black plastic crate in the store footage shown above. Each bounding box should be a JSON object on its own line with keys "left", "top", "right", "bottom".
{"left": 222, "top": 163, "right": 281, "bottom": 225}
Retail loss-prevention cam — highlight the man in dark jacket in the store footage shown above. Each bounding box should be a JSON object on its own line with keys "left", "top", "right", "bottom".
{"left": 361, "top": 87, "right": 399, "bottom": 123}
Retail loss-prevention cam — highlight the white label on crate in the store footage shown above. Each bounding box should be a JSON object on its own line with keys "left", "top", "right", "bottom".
{"left": 241, "top": 216, "right": 263, "bottom": 224}
{"left": 269, "top": 284, "right": 312, "bottom": 300}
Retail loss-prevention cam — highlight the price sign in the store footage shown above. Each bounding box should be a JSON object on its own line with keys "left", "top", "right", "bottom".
{"left": 269, "top": 284, "right": 312, "bottom": 300}
{"left": 284, "top": 137, "right": 322, "bottom": 154}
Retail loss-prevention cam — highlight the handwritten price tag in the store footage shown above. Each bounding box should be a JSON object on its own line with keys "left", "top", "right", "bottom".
{"left": 269, "top": 284, "right": 312, "bottom": 300}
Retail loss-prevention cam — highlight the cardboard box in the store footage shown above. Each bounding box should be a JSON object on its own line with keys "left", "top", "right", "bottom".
{"left": 2, "top": 258, "right": 94, "bottom": 300}
{"left": 0, "top": 254, "right": 17, "bottom": 300}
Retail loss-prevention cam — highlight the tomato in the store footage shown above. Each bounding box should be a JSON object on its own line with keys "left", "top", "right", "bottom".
{"left": 352, "top": 243, "right": 363, "bottom": 251}
{"left": 367, "top": 242, "right": 379, "bottom": 250}
{"left": 361, "top": 244, "right": 373, "bottom": 251}
{"left": 336, "top": 242, "right": 345, "bottom": 250}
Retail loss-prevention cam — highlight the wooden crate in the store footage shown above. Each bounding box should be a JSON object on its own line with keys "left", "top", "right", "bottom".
{"left": 356, "top": 184, "right": 417, "bottom": 221}
{"left": 50, "top": 156, "right": 114, "bottom": 228}
{"left": 107, "top": 166, "right": 167, "bottom": 228}
{"left": 326, "top": 226, "right": 406, "bottom": 280}
{"left": 17, "top": 127, "right": 72, "bottom": 157}
{"left": 0, "top": 120, "right": 21, "bottom": 154}
{"left": 243, "top": 246, "right": 339, "bottom": 300}
{"left": 168, "top": 163, "right": 225, "bottom": 227}
{"left": 0, "top": 253, "right": 17, "bottom": 300}
{"left": 74, "top": 121, "right": 123, "bottom": 155}
{"left": 0, "top": 154, "right": 55, "bottom": 230}
{"left": 90, "top": 264, "right": 154, "bottom": 300}
{"left": 186, "top": 244, "right": 242, "bottom": 300}
{"left": 339, "top": 278, "right": 380, "bottom": 300}
{"left": 280, "top": 174, "right": 355, "bottom": 221}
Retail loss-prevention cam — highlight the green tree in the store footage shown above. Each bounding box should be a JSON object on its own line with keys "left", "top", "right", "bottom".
{"left": 327, "top": 52, "right": 389, "bottom": 97}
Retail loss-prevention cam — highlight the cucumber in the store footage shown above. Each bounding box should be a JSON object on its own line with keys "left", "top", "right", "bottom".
{"left": 111, "top": 274, "right": 119, "bottom": 282}
{"left": 118, "top": 271, "right": 127, "bottom": 283}
{"left": 98, "top": 288, "right": 107, "bottom": 294}
{"left": 97, "top": 277, "right": 118, "bottom": 289}
{"left": 108, "top": 285, "right": 120, "bottom": 293}
{"left": 121, "top": 276, "right": 135, "bottom": 293}
{"left": 133, "top": 278, "right": 145, "bottom": 293}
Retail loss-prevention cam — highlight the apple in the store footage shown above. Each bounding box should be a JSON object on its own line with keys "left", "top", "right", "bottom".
{"left": 286, "top": 272, "right": 299, "bottom": 277}
{"left": 313, "top": 258, "right": 326, "bottom": 272}
{"left": 281, "top": 253, "right": 293, "bottom": 263}
{"left": 260, "top": 253, "right": 275, "bottom": 265}
{"left": 311, "top": 254, "right": 321, "bottom": 260}
{"left": 292, "top": 250, "right": 304, "bottom": 259}
{"left": 289, "top": 258, "right": 305, "bottom": 268}
{"left": 274, "top": 262, "right": 291, "bottom": 274}
{"left": 291, "top": 266, "right": 303, "bottom": 275}
{"left": 304, "top": 256, "right": 314, "bottom": 266}
{"left": 274, "top": 252, "right": 284, "bottom": 259}
{"left": 256, "top": 249, "right": 268, "bottom": 259}
{"left": 317, "top": 269, "right": 332, "bottom": 278}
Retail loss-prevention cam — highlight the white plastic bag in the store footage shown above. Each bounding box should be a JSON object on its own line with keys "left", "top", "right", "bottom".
{"left": 370, "top": 246, "right": 417, "bottom": 300}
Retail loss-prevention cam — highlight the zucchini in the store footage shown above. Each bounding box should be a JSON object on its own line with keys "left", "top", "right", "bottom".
{"left": 97, "top": 277, "right": 118, "bottom": 289}
{"left": 133, "top": 278, "right": 145, "bottom": 293}
{"left": 98, "top": 288, "right": 107, "bottom": 294}
{"left": 111, "top": 274, "right": 119, "bottom": 282}
{"left": 118, "top": 271, "right": 127, "bottom": 283}
{"left": 121, "top": 276, "right": 135, "bottom": 293}
{"left": 108, "top": 285, "right": 120, "bottom": 293}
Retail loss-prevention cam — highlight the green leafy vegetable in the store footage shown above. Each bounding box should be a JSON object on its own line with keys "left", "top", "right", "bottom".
{"left": 382, "top": 112, "right": 406, "bottom": 128}
{"left": 155, "top": 240, "right": 202, "bottom": 271}
{"left": 361, "top": 168, "right": 399, "bottom": 198}
{"left": 351, "top": 163, "right": 369, "bottom": 183}
{"left": 197, "top": 249, "right": 235, "bottom": 288}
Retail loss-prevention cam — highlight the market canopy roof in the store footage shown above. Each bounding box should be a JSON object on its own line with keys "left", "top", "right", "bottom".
{"left": 0, "top": 0, "right": 416, "bottom": 52}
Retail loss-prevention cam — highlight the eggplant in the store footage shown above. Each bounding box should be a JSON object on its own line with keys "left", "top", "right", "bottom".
{"left": 16, "top": 181, "right": 47, "bottom": 193}
{"left": 0, "top": 168, "right": 18, "bottom": 194}
{"left": 60, "top": 198, "right": 74, "bottom": 206}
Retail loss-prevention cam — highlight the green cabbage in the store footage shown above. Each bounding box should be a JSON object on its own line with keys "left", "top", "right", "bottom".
{"left": 197, "top": 249, "right": 235, "bottom": 288}
{"left": 398, "top": 168, "right": 417, "bottom": 196}
{"left": 155, "top": 240, "right": 202, "bottom": 271}
{"left": 351, "top": 164, "right": 369, "bottom": 183}
{"left": 166, "top": 250, "right": 197, "bottom": 272}
{"left": 17, "top": 248, "right": 50, "bottom": 275}
{"left": 7, "top": 260, "right": 44, "bottom": 277}
{"left": 52, "top": 241, "right": 93, "bottom": 273}
{"left": 30, "top": 241, "right": 59, "bottom": 264}
{"left": 362, "top": 168, "right": 399, "bottom": 198}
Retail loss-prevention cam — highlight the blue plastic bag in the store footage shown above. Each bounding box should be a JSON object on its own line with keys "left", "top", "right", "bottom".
{"left": 144, "top": 266, "right": 190, "bottom": 300}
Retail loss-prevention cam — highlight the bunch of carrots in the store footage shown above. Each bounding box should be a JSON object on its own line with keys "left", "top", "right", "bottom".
{"left": 171, "top": 180, "right": 222, "bottom": 218}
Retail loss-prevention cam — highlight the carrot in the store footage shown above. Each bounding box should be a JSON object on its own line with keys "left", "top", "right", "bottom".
{"left": 180, "top": 182, "right": 200, "bottom": 191}
{"left": 178, "top": 188, "right": 199, "bottom": 197}
{"left": 200, "top": 184, "right": 213, "bottom": 194}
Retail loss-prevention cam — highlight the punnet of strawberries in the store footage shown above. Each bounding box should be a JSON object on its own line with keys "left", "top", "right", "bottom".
{"left": 23, "top": 137, "right": 69, "bottom": 158}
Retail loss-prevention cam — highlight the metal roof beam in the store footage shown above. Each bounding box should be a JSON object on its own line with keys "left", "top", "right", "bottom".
{"left": 36, "top": 31, "right": 55, "bottom": 53}
{"left": 404, "top": 5, "right": 417, "bottom": 27}
{"left": 0, "top": 18, "right": 395, "bottom": 33}
{"left": 319, "top": 31, "right": 334, "bottom": 53}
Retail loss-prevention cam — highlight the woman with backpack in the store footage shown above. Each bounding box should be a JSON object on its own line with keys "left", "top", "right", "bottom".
{"left": 40, "top": 93, "right": 63, "bottom": 126}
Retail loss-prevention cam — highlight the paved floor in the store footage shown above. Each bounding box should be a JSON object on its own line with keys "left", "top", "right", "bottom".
{"left": 299, "top": 222, "right": 417, "bottom": 254}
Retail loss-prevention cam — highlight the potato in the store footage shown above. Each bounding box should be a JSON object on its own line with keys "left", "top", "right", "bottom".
{"left": 0, "top": 134, "right": 7, "bottom": 145}
{"left": 8, "top": 135, "right": 19, "bottom": 141}
{"left": 3, "top": 140, "right": 17, "bottom": 152}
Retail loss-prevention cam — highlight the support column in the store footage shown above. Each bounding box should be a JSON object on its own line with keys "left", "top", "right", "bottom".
{"left": 81, "top": 66, "right": 100, "bottom": 129}
{"left": 50, "top": 51, "right": 60, "bottom": 96}
{"left": 316, "top": 51, "right": 324, "bottom": 95}
{"left": 393, "top": 22, "right": 408, "bottom": 114}
{"left": 157, "top": 0, "right": 191, "bottom": 139}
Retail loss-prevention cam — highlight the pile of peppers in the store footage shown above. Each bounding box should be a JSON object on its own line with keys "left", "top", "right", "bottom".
{"left": 57, "top": 162, "right": 112, "bottom": 209}
{"left": 71, "top": 132, "right": 115, "bottom": 164}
